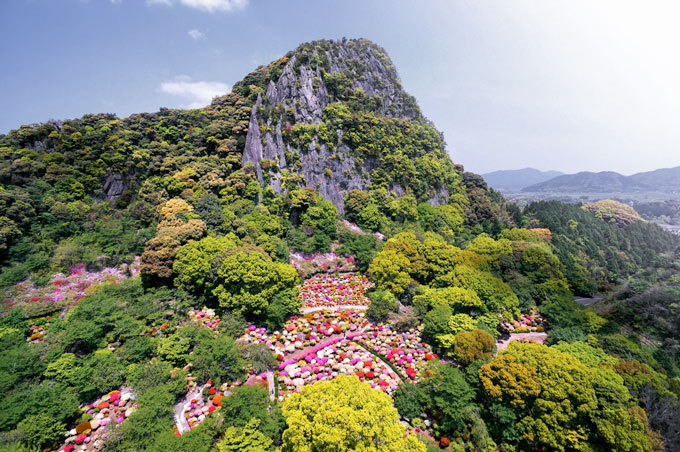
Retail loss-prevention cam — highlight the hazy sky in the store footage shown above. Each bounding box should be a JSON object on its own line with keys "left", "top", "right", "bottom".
{"left": 1, "top": 0, "right": 679, "bottom": 175}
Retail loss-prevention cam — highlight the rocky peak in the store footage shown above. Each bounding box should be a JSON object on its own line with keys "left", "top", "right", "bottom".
{"left": 237, "top": 39, "right": 452, "bottom": 213}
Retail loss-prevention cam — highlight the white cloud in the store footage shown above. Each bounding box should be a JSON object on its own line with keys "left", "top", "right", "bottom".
{"left": 110, "top": 0, "right": 122, "bottom": 3}
{"left": 187, "top": 29, "right": 205, "bottom": 40}
{"left": 159, "top": 78, "right": 230, "bottom": 109}
{"left": 145, "top": 0, "right": 247, "bottom": 12}
{"left": 179, "top": 0, "right": 248, "bottom": 13}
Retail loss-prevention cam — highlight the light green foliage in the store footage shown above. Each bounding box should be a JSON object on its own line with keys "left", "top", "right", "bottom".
{"left": 420, "top": 236, "right": 461, "bottom": 282}
{"left": 19, "top": 412, "right": 65, "bottom": 451}
{"left": 158, "top": 333, "right": 191, "bottom": 367}
{"left": 444, "top": 265, "right": 519, "bottom": 315}
{"left": 281, "top": 375, "right": 425, "bottom": 452}
{"left": 217, "top": 418, "right": 272, "bottom": 452}
{"left": 452, "top": 329, "right": 496, "bottom": 366}
{"left": 426, "top": 286, "right": 483, "bottom": 313}
{"left": 465, "top": 234, "right": 512, "bottom": 268}
{"left": 213, "top": 247, "right": 298, "bottom": 317}
{"left": 382, "top": 231, "right": 428, "bottom": 281}
{"left": 369, "top": 248, "right": 412, "bottom": 294}
{"left": 173, "top": 234, "right": 239, "bottom": 297}
{"left": 44, "top": 353, "right": 78, "bottom": 384}
{"left": 499, "top": 228, "right": 550, "bottom": 243}
{"left": 554, "top": 341, "right": 618, "bottom": 367}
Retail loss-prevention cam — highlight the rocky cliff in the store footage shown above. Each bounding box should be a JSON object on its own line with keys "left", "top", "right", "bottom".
{"left": 236, "top": 39, "right": 456, "bottom": 213}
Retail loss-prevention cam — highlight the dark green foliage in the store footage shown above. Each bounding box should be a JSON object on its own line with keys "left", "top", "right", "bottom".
{"left": 191, "top": 333, "right": 247, "bottom": 384}
{"left": 366, "top": 290, "right": 398, "bottom": 321}
{"left": 547, "top": 326, "right": 587, "bottom": 345}
{"left": 337, "top": 228, "right": 378, "bottom": 273}
{"left": 525, "top": 200, "right": 680, "bottom": 294}
{"left": 0, "top": 382, "right": 79, "bottom": 432}
{"left": 393, "top": 382, "right": 427, "bottom": 420}
{"left": 219, "top": 385, "right": 286, "bottom": 446}
{"left": 419, "top": 362, "right": 475, "bottom": 434}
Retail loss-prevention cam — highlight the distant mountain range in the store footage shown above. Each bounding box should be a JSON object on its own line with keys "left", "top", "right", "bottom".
{"left": 482, "top": 166, "right": 680, "bottom": 194}
{"left": 482, "top": 168, "right": 565, "bottom": 191}
{"left": 524, "top": 166, "right": 680, "bottom": 193}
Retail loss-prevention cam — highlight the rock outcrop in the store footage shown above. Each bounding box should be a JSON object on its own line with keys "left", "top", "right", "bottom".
{"left": 240, "top": 39, "right": 429, "bottom": 213}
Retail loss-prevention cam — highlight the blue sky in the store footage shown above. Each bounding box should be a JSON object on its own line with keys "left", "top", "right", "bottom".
{"left": 1, "top": 0, "right": 679, "bottom": 175}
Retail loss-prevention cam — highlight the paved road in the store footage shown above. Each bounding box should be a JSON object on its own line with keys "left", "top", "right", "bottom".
{"left": 574, "top": 296, "right": 603, "bottom": 306}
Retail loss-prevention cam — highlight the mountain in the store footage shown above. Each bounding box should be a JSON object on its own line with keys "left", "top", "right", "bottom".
{"left": 0, "top": 38, "right": 506, "bottom": 268}
{"left": 629, "top": 166, "right": 680, "bottom": 191}
{"left": 482, "top": 168, "right": 564, "bottom": 191}
{"left": 522, "top": 166, "right": 680, "bottom": 194}
{"left": 236, "top": 38, "right": 457, "bottom": 212}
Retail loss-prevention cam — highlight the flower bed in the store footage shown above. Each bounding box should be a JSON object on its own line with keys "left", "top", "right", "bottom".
{"left": 359, "top": 324, "right": 436, "bottom": 382}
{"left": 290, "top": 245, "right": 357, "bottom": 277}
{"left": 57, "top": 389, "right": 136, "bottom": 451}
{"left": 241, "top": 310, "right": 370, "bottom": 358}
{"left": 298, "top": 273, "right": 373, "bottom": 308}
{"left": 2, "top": 258, "right": 140, "bottom": 318}
{"left": 27, "top": 316, "right": 54, "bottom": 343}
{"left": 338, "top": 220, "right": 385, "bottom": 241}
{"left": 277, "top": 338, "right": 400, "bottom": 399}
{"left": 188, "top": 307, "right": 220, "bottom": 331}
{"left": 179, "top": 379, "right": 237, "bottom": 432}
{"left": 500, "top": 308, "right": 546, "bottom": 333}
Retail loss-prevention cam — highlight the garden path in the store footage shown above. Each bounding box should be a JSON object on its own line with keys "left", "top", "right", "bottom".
{"left": 496, "top": 332, "right": 547, "bottom": 351}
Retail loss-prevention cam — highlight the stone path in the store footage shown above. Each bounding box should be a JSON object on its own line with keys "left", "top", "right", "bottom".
{"left": 174, "top": 385, "right": 205, "bottom": 434}
{"left": 496, "top": 332, "right": 547, "bottom": 351}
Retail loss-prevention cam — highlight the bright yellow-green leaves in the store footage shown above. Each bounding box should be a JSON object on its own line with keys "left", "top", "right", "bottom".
{"left": 281, "top": 375, "right": 425, "bottom": 452}
{"left": 368, "top": 248, "right": 412, "bottom": 295}
{"left": 480, "top": 342, "right": 653, "bottom": 452}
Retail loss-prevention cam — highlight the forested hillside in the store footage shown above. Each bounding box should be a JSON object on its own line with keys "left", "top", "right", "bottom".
{"left": 1, "top": 39, "right": 679, "bottom": 452}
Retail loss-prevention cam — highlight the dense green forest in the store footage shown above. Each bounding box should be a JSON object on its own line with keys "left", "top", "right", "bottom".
{"left": 1, "top": 39, "right": 679, "bottom": 452}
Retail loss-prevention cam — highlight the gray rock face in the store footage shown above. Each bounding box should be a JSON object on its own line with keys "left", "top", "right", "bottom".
{"left": 242, "top": 94, "right": 264, "bottom": 184}
{"left": 241, "top": 39, "right": 425, "bottom": 213}
{"left": 102, "top": 171, "right": 127, "bottom": 201}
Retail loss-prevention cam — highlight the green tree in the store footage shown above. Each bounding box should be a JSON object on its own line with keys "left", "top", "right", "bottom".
{"left": 191, "top": 333, "right": 247, "bottom": 383}
{"left": 419, "top": 362, "right": 475, "bottom": 433}
{"left": 173, "top": 234, "right": 239, "bottom": 297}
{"left": 217, "top": 418, "right": 273, "bottom": 452}
{"left": 281, "top": 375, "right": 425, "bottom": 452}
{"left": 213, "top": 247, "right": 298, "bottom": 317}
{"left": 366, "top": 290, "right": 398, "bottom": 321}
{"left": 452, "top": 329, "right": 495, "bottom": 366}
{"left": 20, "top": 413, "right": 65, "bottom": 451}
{"left": 479, "top": 342, "right": 652, "bottom": 452}
{"left": 369, "top": 249, "right": 411, "bottom": 295}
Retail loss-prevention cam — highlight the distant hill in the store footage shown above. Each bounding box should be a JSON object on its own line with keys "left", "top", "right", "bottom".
{"left": 523, "top": 166, "right": 680, "bottom": 193}
{"left": 482, "top": 168, "right": 564, "bottom": 191}
{"left": 629, "top": 166, "right": 680, "bottom": 191}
